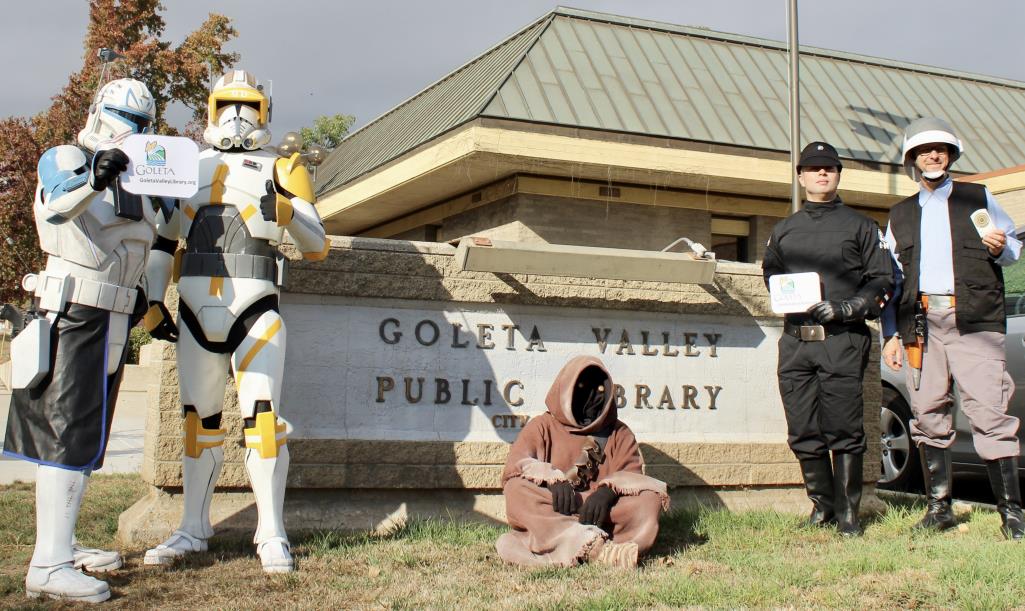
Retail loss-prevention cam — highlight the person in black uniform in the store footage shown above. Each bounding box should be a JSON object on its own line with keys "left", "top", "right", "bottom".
{"left": 762, "top": 142, "right": 893, "bottom": 537}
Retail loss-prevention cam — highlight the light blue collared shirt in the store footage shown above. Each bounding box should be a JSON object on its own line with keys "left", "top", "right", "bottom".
{"left": 881, "top": 177, "right": 1021, "bottom": 337}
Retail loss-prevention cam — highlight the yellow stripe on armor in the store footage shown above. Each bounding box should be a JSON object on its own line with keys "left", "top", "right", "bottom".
{"left": 209, "top": 276, "right": 224, "bottom": 297}
{"left": 240, "top": 204, "right": 257, "bottom": 221}
{"left": 172, "top": 249, "right": 184, "bottom": 283}
{"left": 243, "top": 410, "right": 287, "bottom": 459}
{"left": 303, "top": 238, "right": 331, "bottom": 262}
{"left": 183, "top": 411, "right": 227, "bottom": 459}
{"left": 275, "top": 194, "right": 294, "bottom": 227}
{"left": 210, "top": 163, "right": 229, "bottom": 204}
{"left": 183, "top": 205, "right": 195, "bottom": 220}
{"left": 235, "top": 317, "right": 282, "bottom": 386}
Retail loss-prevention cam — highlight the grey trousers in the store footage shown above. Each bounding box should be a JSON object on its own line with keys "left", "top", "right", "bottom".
{"left": 907, "top": 305, "right": 1020, "bottom": 460}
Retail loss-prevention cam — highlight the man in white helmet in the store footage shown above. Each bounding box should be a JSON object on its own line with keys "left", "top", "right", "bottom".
{"left": 3, "top": 78, "right": 162, "bottom": 602}
{"left": 882, "top": 117, "right": 1024, "bottom": 540}
{"left": 142, "top": 70, "right": 328, "bottom": 573}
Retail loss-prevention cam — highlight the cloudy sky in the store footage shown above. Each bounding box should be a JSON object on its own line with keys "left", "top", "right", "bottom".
{"left": 2, "top": 1, "right": 1023, "bottom": 141}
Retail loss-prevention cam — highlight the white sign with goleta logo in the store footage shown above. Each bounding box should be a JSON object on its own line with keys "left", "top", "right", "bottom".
{"left": 119, "top": 134, "right": 199, "bottom": 198}
{"left": 768, "top": 272, "right": 822, "bottom": 314}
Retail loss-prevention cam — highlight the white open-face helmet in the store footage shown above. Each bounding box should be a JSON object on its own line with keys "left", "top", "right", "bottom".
{"left": 203, "top": 70, "right": 272, "bottom": 151}
{"left": 901, "top": 117, "right": 963, "bottom": 181}
{"left": 77, "top": 78, "right": 155, "bottom": 152}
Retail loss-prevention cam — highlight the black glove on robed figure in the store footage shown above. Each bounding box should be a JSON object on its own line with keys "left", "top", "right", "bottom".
{"left": 549, "top": 481, "right": 580, "bottom": 515}
{"left": 579, "top": 486, "right": 618, "bottom": 526}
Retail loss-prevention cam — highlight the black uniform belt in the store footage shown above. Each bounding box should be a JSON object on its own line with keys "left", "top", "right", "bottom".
{"left": 783, "top": 319, "right": 856, "bottom": 340}
{"left": 180, "top": 253, "right": 277, "bottom": 282}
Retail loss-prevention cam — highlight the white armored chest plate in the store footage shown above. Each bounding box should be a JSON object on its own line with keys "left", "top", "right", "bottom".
{"left": 34, "top": 174, "right": 158, "bottom": 288}
{"left": 181, "top": 148, "right": 283, "bottom": 242}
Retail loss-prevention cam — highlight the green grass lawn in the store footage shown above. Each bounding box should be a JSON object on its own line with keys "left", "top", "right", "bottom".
{"left": 3, "top": 475, "right": 1025, "bottom": 609}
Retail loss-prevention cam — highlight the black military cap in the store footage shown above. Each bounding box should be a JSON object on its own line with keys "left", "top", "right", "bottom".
{"left": 797, "top": 141, "right": 842, "bottom": 171}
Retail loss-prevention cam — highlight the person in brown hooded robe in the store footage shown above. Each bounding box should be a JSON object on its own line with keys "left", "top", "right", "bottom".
{"left": 496, "top": 356, "right": 669, "bottom": 568}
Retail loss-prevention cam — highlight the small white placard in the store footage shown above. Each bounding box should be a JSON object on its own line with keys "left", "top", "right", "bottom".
{"left": 768, "top": 272, "right": 822, "bottom": 314}
{"left": 119, "top": 134, "right": 199, "bottom": 198}
{"left": 970, "top": 208, "right": 996, "bottom": 238}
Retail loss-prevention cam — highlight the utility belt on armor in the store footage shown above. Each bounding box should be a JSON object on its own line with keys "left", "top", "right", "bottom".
{"left": 783, "top": 317, "right": 859, "bottom": 342}
{"left": 920, "top": 293, "right": 956, "bottom": 310}
{"left": 12, "top": 270, "right": 138, "bottom": 390}
{"left": 179, "top": 252, "right": 284, "bottom": 285}
{"left": 23, "top": 271, "right": 138, "bottom": 315}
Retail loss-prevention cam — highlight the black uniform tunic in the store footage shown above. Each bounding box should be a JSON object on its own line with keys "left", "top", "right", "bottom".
{"left": 762, "top": 199, "right": 893, "bottom": 459}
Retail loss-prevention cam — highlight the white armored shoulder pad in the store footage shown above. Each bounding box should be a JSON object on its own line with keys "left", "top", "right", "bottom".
{"left": 37, "top": 145, "right": 91, "bottom": 199}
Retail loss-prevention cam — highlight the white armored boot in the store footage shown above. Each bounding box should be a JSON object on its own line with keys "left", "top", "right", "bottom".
{"left": 71, "top": 474, "right": 123, "bottom": 573}
{"left": 245, "top": 438, "right": 293, "bottom": 573}
{"left": 26, "top": 466, "right": 111, "bottom": 603}
{"left": 145, "top": 412, "right": 224, "bottom": 565}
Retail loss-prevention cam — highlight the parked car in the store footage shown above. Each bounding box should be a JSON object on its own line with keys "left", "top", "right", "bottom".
{"left": 879, "top": 229, "right": 1025, "bottom": 491}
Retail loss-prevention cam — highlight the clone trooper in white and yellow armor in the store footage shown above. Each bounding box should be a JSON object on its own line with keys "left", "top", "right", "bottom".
{"left": 142, "top": 70, "right": 328, "bottom": 573}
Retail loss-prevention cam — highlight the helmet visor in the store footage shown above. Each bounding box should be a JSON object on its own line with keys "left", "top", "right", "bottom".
{"left": 103, "top": 105, "right": 152, "bottom": 134}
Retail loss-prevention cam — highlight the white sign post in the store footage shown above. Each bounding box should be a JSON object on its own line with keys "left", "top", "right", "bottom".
{"left": 119, "top": 134, "right": 199, "bottom": 199}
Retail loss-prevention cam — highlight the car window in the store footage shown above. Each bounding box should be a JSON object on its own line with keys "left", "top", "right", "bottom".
{"left": 1005, "top": 232, "right": 1025, "bottom": 317}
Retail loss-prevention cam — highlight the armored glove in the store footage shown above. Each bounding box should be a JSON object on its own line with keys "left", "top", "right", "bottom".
{"left": 260, "top": 180, "right": 278, "bottom": 222}
{"left": 579, "top": 486, "right": 618, "bottom": 527}
{"left": 143, "top": 301, "right": 179, "bottom": 343}
{"left": 808, "top": 295, "right": 870, "bottom": 324}
{"left": 90, "top": 148, "right": 129, "bottom": 191}
{"left": 549, "top": 481, "right": 581, "bottom": 516}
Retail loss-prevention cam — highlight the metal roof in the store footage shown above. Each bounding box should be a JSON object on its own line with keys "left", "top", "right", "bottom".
{"left": 318, "top": 6, "right": 1025, "bottom": 195}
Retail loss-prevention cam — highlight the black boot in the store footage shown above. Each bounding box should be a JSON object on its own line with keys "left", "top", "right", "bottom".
{"left": 799, "top": 457, "right": 835, "bottom": 526}
{"left": 833, "top": 452, "right": 864, "bottom": 537}
{"left": 986, "top": 457, "right": 1025, "bottom": 541}
{"left": 915, "top": 445, "right": 957, "bottom": 531}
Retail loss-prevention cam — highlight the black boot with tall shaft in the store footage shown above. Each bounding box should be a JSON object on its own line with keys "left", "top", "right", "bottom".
{"left": 986, "top": 456, "right": 1025, "bottom": 541}
{"left": 833, "top": 452, "right": 864, "bottom": 537}
{"left": 916, "top": 445, "right": 957, "bottom": 531}
{"left": 799, "top": 457, "right": 835, "bottom": 527}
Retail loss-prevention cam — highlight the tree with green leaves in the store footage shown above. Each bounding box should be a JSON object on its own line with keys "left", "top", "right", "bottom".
{"left": 0, "top": 0, "right": 239, "bottom": 304}
{"left": 299, "top": 114, "right": 355, "bottom": 150}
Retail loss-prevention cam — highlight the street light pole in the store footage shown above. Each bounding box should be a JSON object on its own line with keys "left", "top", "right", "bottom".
{"left": 787, "top": 0, "right": 801, "bottom": 215}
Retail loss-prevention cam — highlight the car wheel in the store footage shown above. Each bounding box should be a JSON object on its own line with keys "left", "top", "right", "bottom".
{"left": 878, "top": 385, "right": 922, "bottom": 491}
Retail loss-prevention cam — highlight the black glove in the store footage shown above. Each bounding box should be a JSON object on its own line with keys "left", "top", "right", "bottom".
{"left": 549, "top": 481, "right": 580, "bottom": 516}
{"left": 579, "top": 486, "right": 617, "bottom": 526}
{"left": 808, "top": 295, "right": 870, "bottom": 324}
{"left": 260, "top": 180, "right": 278, "bottom": 222}
{"left": 90, "top": 148, "right": 129, "bottom": 191}
{"left": 143, "top": 301, "right": 179, "bottom": 343}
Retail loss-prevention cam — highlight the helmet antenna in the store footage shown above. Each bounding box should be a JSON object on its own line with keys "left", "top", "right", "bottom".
{"left": 95, "top": 48, "right": 124, "bottom": 91}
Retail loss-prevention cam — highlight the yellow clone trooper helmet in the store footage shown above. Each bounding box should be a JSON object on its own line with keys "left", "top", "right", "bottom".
{"left": 203, "top": 70, "right": 272, "bottom": 151}
{"left": 77, "top": 78, "right": 155, "bottom": 153}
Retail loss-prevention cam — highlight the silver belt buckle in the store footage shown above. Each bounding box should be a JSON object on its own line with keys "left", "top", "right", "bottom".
{"left": 800, "top": 325, "right": 825, "bottom": 341}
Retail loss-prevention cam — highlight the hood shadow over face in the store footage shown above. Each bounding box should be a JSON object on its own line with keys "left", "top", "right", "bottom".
{"left": 572, "top": 365, "right": 610, "bottom": 428}
{"left": 546, "top": 356, "right": 616, "bottom": 434}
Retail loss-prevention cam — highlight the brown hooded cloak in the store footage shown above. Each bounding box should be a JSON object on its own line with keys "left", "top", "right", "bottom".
{"left": 496, "top": 356, "right": 668, "bottom": 567}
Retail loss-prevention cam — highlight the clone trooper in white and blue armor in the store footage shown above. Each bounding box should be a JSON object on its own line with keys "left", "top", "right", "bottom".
{"left": 142, "top": 70, "right": 328, "bottom": 573}
{"left": 3, "top": 78, "right": 162, "bottom": 603}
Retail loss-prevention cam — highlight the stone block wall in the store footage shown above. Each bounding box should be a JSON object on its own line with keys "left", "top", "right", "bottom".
{"left": 142, "top": 236, "right": 881, "bottom": 492}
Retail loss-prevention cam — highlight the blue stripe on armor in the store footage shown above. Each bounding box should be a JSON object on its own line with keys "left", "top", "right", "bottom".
{"left": 83, "top": 312, "right": 113, "bottom": 472}
{"left": 38, "top": 147, "right": 88, "bottom": 197}
{"left": 2, "top": 450, "right": 93, "bottom": 472}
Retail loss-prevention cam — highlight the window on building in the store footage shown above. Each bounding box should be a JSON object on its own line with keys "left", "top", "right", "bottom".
{"left": 710, "top": 217, "right": 751, "bottom": 262}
